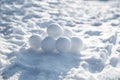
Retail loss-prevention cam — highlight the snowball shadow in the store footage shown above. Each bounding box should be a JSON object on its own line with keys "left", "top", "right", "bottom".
{"left": 1, "top": 47, "right": 81, "bottom": 80}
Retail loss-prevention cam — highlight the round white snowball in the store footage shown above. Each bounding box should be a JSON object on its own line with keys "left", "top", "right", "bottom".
{"left": 71, "top": 37, "right": 83, "bottom": 53}
{"left": 29, "top": 35, "right": 42, "bottom": 50}
{"left": 55, "top": 37, "right": 71, "bottom": 53}
{"left": 41, "top": 37, "right": 56, "bottom": 52}
{"left": 63, "top": 28, "right": 73, "bottom": 38}
{"left": 47, "top": 23, "right": 63, "bottom": 39}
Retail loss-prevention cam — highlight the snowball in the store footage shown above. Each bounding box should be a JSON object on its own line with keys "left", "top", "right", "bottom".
{"left": 63, "top": 28, "right": 73, "bottom": 38}
{"left": 70, "top": 37, "right": 83, "bottom": 53}
{"left": 28, "top": 35, "right": 42, "bottom": 50}
{"left": 47, "top": 23, "right": 63, "bottom": 39}
{"left": 55, "top": 37, "right": 71, "bottom": 53}
{"left": 41, "top": 36, "right": 56, "bottom": 52}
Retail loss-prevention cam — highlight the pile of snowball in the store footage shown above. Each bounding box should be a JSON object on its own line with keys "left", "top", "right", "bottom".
{"left": 28, "top": 23, "right": 83, "bottom": 53}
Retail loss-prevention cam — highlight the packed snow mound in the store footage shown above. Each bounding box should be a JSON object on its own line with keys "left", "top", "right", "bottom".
{"left": 28, "top": 24, "right": 83, "bottom": 53}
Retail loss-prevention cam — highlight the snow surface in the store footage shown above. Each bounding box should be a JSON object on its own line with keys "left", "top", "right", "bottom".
{"left": 0, "top": 0, "right": 120, "bottom": 80}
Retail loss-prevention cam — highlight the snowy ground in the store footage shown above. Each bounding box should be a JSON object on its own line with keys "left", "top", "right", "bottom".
{"left": 0, "top": 0, "right": 120, "bottom": 80}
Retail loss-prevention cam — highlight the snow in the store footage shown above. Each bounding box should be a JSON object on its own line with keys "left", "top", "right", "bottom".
{"left": 55, "top": 37, "right": 71, "bottom": 53}
{"left": 28, "top": 35, "right": 42, "bottom": 51}
{"left": 41, "top": 36, "right": 56, "bottom": 52}
{"left": 47, "top": 23, "right": 63, "bottom": 39}
{"left": 0, "top": 0, "right": 120, "bottom": 80}
{"left": 110, "top": 56, "right": 119, "bottom": 67}
{"left": 70, "top": 37, "right": 83, "bottom": 53}
{"left": 109, "top": 54, "right": 120, "bottom": 67}
{"left": 63, "top": 28, "right": 73, "bottom": 38}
